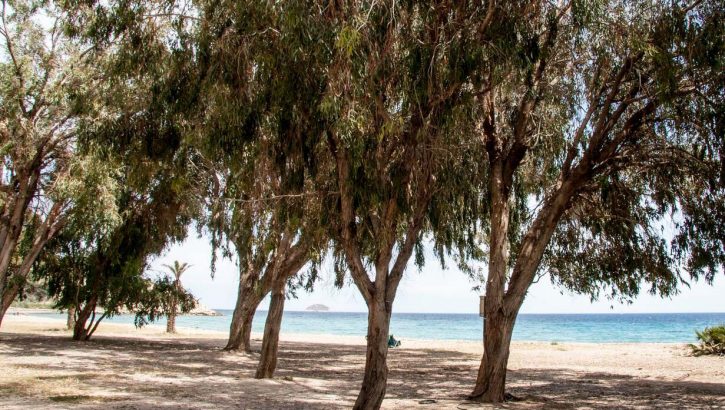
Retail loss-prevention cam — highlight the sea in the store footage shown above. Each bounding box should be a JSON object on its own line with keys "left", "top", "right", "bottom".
{"left": 28, "top": 310, "right": 725, "bottom": 343}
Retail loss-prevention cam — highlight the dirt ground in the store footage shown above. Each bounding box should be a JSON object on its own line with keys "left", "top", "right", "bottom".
{"left": 1, "top": 313, "right": 724, "bottom": 409}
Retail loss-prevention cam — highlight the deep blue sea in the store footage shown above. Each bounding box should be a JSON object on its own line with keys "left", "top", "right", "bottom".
{"left": 29, "top": 310, "right": 725, "bottom": 343}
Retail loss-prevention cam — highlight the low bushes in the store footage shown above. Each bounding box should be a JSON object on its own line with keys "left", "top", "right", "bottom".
{"left": 689, "top": 325, "right": 725, "bottom": 356}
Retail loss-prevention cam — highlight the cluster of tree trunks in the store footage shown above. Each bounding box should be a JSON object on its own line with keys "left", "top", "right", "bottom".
{"left": 224, "top": 232, "right": 310, "bottom": 380}
{"left": 71, "top": 297, "right": 107, "bottom": 341}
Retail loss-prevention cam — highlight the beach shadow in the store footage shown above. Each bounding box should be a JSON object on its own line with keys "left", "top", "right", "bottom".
{"left": 1, "top": 332, "right": 724, "bottom": 409}
{"left": 503, "top": 368, "right": 725, "bottom": 409}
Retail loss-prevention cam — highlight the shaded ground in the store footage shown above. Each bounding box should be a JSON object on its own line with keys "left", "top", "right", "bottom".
{"left": 1, "top": 316, "right": 724, "bottom": 409}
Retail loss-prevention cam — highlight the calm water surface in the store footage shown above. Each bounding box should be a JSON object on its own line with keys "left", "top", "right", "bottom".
{"left": 30, "top": 310, "right": 725, "bottom": 343}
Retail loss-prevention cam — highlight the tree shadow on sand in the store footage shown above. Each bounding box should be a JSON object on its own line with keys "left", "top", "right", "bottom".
{"left": 1, "top": 332, "right": 723, "bottom": 409}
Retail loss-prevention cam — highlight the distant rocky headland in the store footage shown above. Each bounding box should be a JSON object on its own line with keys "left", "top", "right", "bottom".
{"left": 305, "top": 304, "right": 330, "bottom": 312}
{"left": 10, "top": 302, "right": 223, "bottom": 317}
{"left": 189, "top": 304, "right": 223, "bottom": 316}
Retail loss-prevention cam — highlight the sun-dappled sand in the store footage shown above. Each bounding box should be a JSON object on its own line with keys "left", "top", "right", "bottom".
{"left": 1, "top": 312, "right": 724, "bottom": 409}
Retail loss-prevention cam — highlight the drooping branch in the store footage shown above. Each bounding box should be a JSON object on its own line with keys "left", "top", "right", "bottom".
{"left": 504, "top": 77, "right": 667, "bottom": 313}
{"left": 1, "top": 0, "right": 28, "bottom": 116}
{"left": 326, "top": 130, "right": 374, "bottom": 304}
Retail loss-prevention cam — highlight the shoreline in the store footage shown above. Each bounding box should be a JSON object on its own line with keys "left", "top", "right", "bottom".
{"left": 1, "top": 313, "right": 724, "bottom": 409}
{"left": 2, "top": 310, "right": 698, "bottom": 347}
{"left": 16, "top": 306, "right": 725, "bottom": 315}
{"left": 0, "top": 314, "right": 725, "bottom": 409}
{"left": 8, "top": 305, "right": 222, "bottom": 317}
{"left": 8, "top": 307, "right": 711, "bottom": 345}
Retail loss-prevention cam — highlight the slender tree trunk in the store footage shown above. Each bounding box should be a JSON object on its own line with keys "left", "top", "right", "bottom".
{"left": 66, "top": 308, "right": 76, "bottom": 330}
{"left": 0, "top": 234, "right": 20, "bottom": 306}
{"left": 225, "top": 269, "right": 264, "bottom": 351}
{"left": 73, "top": 299, "right": 96, "bottom": 341}
{"left": 354, "top": 297, "right": 393, "bottom": 410}
{"left": 470, "top": 161, "right": 515, "bottom": 403}
{"left": 166, "top": 310, "right": 176, "bottom": 333}
{"left": 255, "top": 280, "right": 286, "bottom": 379}
{"left": 168, "top": 277, "right": 180, "bottom": 333}
{"left": 0, "top": 289, "right": 14, "bottom": 328}
{"left": 0, "top": 201, "right": 63, "bottom": 329}
{"left": 0, "top": 176, "right": 36, "bottom": 301}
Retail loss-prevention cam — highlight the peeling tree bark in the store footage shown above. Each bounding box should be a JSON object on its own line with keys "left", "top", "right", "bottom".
{"left": 327, "top": 127, "right": 429, "bottom": 409}
{"left": 471, "top": 309, "right": 516, "bottom": 402}
{"left": 0, "top": 290, "right": 15, "bottom": 328}
{"left": 470, "top": 156, "right": 585, "bottom": 402}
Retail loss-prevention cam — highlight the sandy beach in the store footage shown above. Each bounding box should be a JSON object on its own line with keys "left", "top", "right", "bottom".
{"left": 1, "top": 311, "right": 724, "bottom": 409}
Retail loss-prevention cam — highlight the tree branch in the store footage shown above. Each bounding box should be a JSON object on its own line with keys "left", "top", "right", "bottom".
{"left": 326, "top": 131, "right": 374, "bottom": 304}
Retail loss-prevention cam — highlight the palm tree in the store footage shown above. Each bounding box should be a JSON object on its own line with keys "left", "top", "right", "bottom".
{"left": 161, "top": 261, "right": 192, "bottom": 333}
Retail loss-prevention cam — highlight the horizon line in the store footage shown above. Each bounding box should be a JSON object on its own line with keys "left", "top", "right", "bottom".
{"left": 208, "top": 308, "right": 725, "bottom": 315}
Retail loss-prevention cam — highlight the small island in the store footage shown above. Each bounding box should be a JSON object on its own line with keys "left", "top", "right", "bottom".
{"left": 305, "top": 304, "right": 330, "bottom": 312}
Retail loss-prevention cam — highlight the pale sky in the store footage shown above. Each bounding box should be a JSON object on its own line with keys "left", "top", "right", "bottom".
{"left": 148, "top": 234, "right": 725, "bottom": 314}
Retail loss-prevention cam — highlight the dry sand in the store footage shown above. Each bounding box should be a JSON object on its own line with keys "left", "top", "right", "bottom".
{"left": 1, "top": 311, "right": 724, "bottom": 409}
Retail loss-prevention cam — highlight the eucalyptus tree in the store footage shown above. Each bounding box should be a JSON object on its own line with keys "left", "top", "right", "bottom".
{"left": 59, "top": 0, "right": 299, "bottom": 352}
{"left": 161, "top": 260, "right": 192, "bottom": 333}
{"left": 0, "top": 0, "right": 114, "bottom": 326}
{"left": 463, "top": 0, "right": 725, "bottom": 402}
{"left": 250, "top": 38, "right": 330, "bottom": 376}
{"left": 317, "top": 2, "right": 487, "bottom": 408}
{"left": 187, "top": 3, "right": 331, "bottom": 369}
{"left": 26, "top": 0, "right": 207, "bottom": 340}
{"left": 205, "top": 152, "right": 322, "bottom": 357}
{"left": 39, "top": 140, "right": 201, "bottom": 341}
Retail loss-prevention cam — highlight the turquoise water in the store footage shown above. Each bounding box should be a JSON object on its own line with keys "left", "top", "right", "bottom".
{"left": 30, "top": 310, "right": 725, "bottom": 343}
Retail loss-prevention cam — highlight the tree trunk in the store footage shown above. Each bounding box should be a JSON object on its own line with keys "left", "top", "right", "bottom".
{"left": 0, "top": 201, "right": 63, "bottom": 329}
{"left": 255, "top": 280, "right": 286, "bottom": 379}
{"left": 354, "top": 298, "right": 392, "bottom": 410}
{"left": 225, "top": 273, "right": 263, "bottom": 351}
{"left": 0, "top": 289, "right": 14, "bottom": 328}
{"left": 0, "top": 235, "right": 20, "bottom": 307}
{"left": 166, "top": 310, "right": 176, "bottom": 333}
{"left": 73, "top": 301, "right": 96, "bottom": 341}
{"left": 469, "top": 160, "right": 516, "bottom": 403}
{"left": 168, "top": 278, "right": 179, "bottom": 333}
{"left": 66, "top": 308, "right": 76, "bottom": 330}
{"left": 0, "top": 176, "right": 37, "bottom": 302}
{"left": 470, "top": 309, "right": 516, "bottom": 402}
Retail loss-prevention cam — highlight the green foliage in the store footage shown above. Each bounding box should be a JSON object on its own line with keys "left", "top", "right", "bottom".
{"left": 30, "top": 0, "right": 722, "bottom": 343}
{"left": 133, "top": 275, "right": 197, "bottom": 327}
{"left": 171, "top": 1, "right": 332, "bottom": 291}
{"left": 689, "top": 325, "right": 725, "bottom": 357}
{"left": 39, "top": 151, "right": 198, "bottom": 319}
{"left": 314, "top": 1, "right": 489, "bottom": 287}
{"left": 34, "top": 45, "right": 202, "bottom": 329}
{"left": 536, "top": 1, "right": 725, "bottom": 302}
{"left": 162, "top": 260, "right": 191, "bottom": 281}
{"left": 0, "top": 0, "right": 119, "bottom": 311}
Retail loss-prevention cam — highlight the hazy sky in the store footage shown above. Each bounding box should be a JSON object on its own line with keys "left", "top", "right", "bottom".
{"left": 149, "top": 234, "right": 725, "bottom": 314}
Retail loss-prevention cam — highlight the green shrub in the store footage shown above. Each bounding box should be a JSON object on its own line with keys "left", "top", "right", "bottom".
{"left": 689, "top": 325, "right": 725, "bottom": 356}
